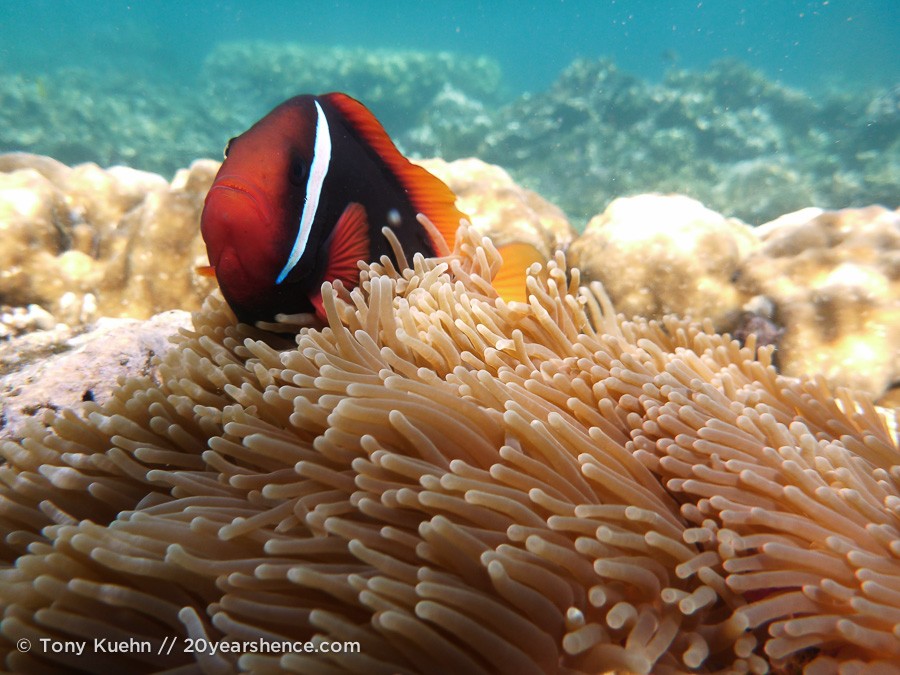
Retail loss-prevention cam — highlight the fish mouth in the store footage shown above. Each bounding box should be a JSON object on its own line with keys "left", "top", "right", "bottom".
{"left": 207, "top": 178, "right": 271, "bottom": 226}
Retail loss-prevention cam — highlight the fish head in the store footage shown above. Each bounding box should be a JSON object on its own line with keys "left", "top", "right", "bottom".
{"left": 200, "top": 96, "right": 325, "bottom": 322}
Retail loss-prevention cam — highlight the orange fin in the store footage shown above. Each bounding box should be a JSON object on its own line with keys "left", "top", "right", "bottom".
{"left": 195, "top": 265, "right": 216, "bottom": 278}
{"left": 493, "top": 243, "right": 547, "bottom": 304}
{"left": 323, "top": 202, "right": 369, "bottom": 288}
{"left": 311, "top": 202, "right": 369, "bottom": 321}
{"left": 322, "top": 92, "right": 465, "bottom": 252}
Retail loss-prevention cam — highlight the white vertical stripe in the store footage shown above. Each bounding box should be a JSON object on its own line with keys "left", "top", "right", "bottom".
{"left": 276, "top": 100, "right": 332, "bottom": 284}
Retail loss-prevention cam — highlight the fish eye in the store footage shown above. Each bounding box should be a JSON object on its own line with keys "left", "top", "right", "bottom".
{"left": 223, "top": 137, "right": 236, "bottom": 159}
{"left": 288, "top": 157, "right": 308, "bottom": 185}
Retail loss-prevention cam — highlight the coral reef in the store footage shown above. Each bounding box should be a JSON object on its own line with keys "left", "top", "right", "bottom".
{"left": 568, "top": 196, "right": 900, "bottom": 403}
{"left": 402, "top": 85, "right": 497, "bottom": 162}
{"left": 568, "top": 194, "right": 757, "bottom": 327}
{"left": 0, "top": 304, "right": 56, "bottom": 341}
{"left": 0, "top": 226, "right": 897, "bottom": 673}
{"left": 0, "top": 154, "right": 568, "bottom": 328}
{"left": 0, "top": 70, "right": 212, "bottom": 176}
{"left": 404, "top": 58, "right": 900, "bottom": 226}
{"left": 0, "top": 310, "right": 191, "bottom": 440}
{"left": 2, "top": 54, "right": 895, "bottom": 225}
{"left": 201, "top": 42, "right": 505, "bottom": 138}
{"left": 2, "top": 154, "right": 898, "bottom": 402}
{"left": 0, "top": 46, "right": 504, "bottom": 177}
{"left": 735, "top": 205, "right": 900, "bottom": 398}
{"left": 0, "top": 153, "right": 218, "bottom": 322}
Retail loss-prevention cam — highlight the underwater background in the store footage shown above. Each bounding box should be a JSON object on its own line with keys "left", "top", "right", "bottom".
{"left": 1, "top": 0, "right": 898, "bottom": 226}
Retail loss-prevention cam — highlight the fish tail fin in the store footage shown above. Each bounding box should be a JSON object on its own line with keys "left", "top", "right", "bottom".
{"left": 493, "top": 242, "right": 547, "bottom": 304}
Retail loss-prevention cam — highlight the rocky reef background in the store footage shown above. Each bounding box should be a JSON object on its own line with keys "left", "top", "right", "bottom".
{"left": 1, "top": 151, "right": 898, "bottom": 436}
{"left": 1, "top": 42, "right": 898, "bottom": 427}
{"left": 406, "top": 59, "right": 900, "bottom": 227}
{"left": 1, "top": 39, "right": 899, "bottom": 672}
{"left": 1, "top": 42, "right": 897, "bottom": 227}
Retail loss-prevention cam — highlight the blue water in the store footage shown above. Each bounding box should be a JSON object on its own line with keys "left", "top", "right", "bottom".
{"left": 2, "top": 0, "right": 897, "bottom": 94}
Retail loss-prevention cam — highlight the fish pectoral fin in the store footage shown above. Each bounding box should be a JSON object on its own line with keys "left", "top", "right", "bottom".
{"left": 195, "top": 265, "right": 216, "bottom": 278}
{"left": 311, "top": 202, "right": 369, "bottom": 324}
{"left": 493, "top": 242, "right": 547, "bottom": 304}
{"left": 323, "top": 202, "right": 370, "bottom": 288}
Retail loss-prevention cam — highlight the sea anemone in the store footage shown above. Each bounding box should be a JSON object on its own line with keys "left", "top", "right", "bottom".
{"left": 1, "top": 225, "right": 897, "bottom": 673}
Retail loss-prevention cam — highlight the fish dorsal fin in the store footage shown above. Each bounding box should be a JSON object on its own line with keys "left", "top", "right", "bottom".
{"left": 321, "top": 92, "right": 465, "bottom": 252}
{"left": 310, "top": 202, "right": 370, "bottom": 321}
{"left": 493, "top": 242, "right": 547, "bottom": 304}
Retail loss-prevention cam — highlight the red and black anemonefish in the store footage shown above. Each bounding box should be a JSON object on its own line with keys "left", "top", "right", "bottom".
{"left": 199, "top": 92, "right": 543, "bottom": 324}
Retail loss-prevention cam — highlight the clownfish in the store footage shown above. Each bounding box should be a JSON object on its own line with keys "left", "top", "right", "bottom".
{"left": 200, "top": 92, "right": 542, "bottom": 324}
